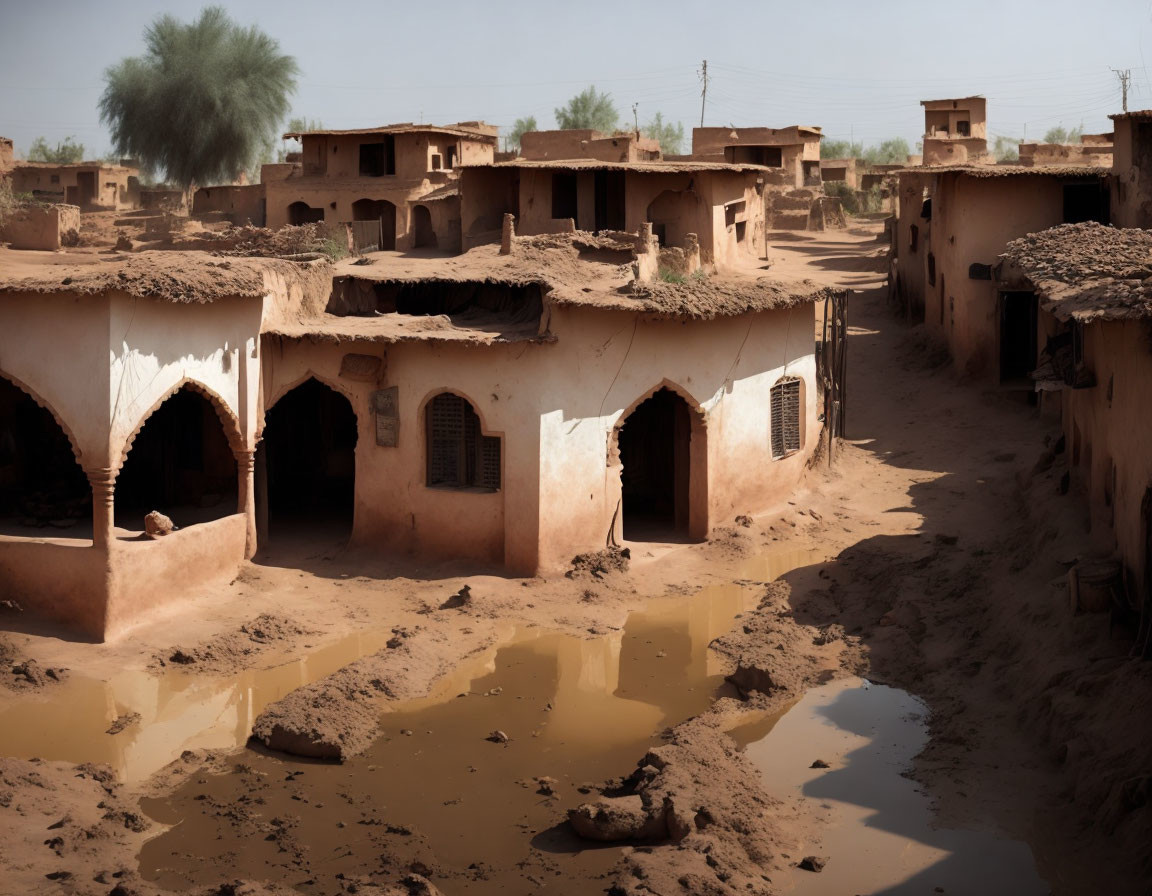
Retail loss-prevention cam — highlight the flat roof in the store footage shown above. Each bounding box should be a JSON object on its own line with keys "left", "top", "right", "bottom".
{"left": 897, "top": 164, "right": 1109, "bottom": 179}
{"left": 463, "top": 159, "right": 770, "bottom": 174}
{"left": 283, "top": 122, "right": 497, "bottom": 141}
{"left": 920, "top": 95, "right": 986, "bottom": 105}
{"left": 1000, "top": 222, "right": 1152, "bottom": 322}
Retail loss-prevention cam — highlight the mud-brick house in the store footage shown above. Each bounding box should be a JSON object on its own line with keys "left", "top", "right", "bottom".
{"left": 0, "top": 232, "right": 830, "bottom": 640}
{"left": 1108, "top": 110, "right": 1152, "bottom": 228}
{"left": 998, "top": 222, "right": 1152, "bottom": 624}
{"left": 891, "top": 164, "right": 1110, "bottom": 379}
{"left": 8, "top": 161, "right": 139, "bottom": 210}
{"left": 264, "top": 122, "right": 498, "bottom": 251}
{"left": 690, "top": 126, "right": 823, "bottom": 190}
{"left": 920, "top": 96, "right": 989, "bottom": 166}
{"left": 0, "top": 251, "right": 327, "bottom": 641}
{"left": 458, "top": 158, "right": 769, "bottom": 264}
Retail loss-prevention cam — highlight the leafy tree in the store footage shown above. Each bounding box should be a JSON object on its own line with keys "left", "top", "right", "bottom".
{"left": 285, "top": 116, "right": 323, "bottom": 136}
{"left": 643, "top": 112, "right": 685, "bottom": 155}
{"left": 821, "top": 139, "right": 863, "bottom": 160}
{"left": 992, "top": 135, "right": 1022, "bottom": 162}
{"left": 99, "top": 6, "right": 298, "bottom": 190}
{"left": 555, "top": 86, "right": 618, "bottom": 132}
{"left": 507, "top": 116, "right": 537, "bottom": 152}
{"left": 1042, "top": 125, "right": 1083, "bottom": 144}
{"left": 822, "top": 137, "right": 911, "bottom": 164}
{"left": 26, "top": 136, "right": 85, "bottom": 164}
{"left": 862, "top": 137, "right": 911, "bottom": 165}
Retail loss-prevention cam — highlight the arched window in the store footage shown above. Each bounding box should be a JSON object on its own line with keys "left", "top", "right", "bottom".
{"left": 425, "top": 393, "right": 500, "bottom": 491}
{"left": 770, "top": 377, "right": 802, "bottom": 459}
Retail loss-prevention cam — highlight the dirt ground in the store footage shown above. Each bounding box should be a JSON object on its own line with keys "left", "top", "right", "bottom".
{"left": 1, "top": 220, "right": 1149, "bottom": 895}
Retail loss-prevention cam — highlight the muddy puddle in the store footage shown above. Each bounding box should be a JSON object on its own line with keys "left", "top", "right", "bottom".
{"left": 0, "top": 628, "right": 401, "bottom": 781}
{"left": 129, "top": 548, "right": 822, "bottom": 893}
{"left": 738, "top": 678, "right": 1048, "bottom": 895}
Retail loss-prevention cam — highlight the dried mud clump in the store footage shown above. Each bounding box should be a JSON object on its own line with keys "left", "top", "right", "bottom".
{"left": 567, "top": 547, "right": 631, "bottom": 579}
{"left": 154, "top": 613, "right": 315, "bottom": 674}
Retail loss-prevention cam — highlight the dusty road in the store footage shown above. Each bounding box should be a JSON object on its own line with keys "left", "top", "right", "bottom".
{"left": 1, "top": 221, "right": 1149, "bottom": 895}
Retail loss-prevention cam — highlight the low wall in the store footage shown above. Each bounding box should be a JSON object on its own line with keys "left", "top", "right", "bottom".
{"left": 104, "top": 514, "right": 248, "bottom": 638}
{"left": 0, "top": 537, "right": 108, "bottom": 639}
{"left": 0, "top": 204, "right": 80, "bottom": 250}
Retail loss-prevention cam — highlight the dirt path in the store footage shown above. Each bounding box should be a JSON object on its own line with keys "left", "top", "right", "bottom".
{"left": 1, "top": 221, "right": 1148, "bottom": 895}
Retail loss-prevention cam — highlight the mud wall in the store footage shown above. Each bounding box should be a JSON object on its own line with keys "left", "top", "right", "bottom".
{"left": 926, "top": 174, "right": 1067, "bottom": 380}
{"left": 193, "top": 184, "right": 265, "bottom": 226}
{"left": 105, "top": 514, "right": 248, "bottom": 638}
{"left": 0, "top": 539, "right": 108, "bottom": 638}
{"left": 0, "top": 204, "right": 80, "bottom": 250}
{"left": 261, "top": 302, "right": 818, "bottom": 574}
{"left": 1060, "top": 318, "right": 1152, "bottom": 596}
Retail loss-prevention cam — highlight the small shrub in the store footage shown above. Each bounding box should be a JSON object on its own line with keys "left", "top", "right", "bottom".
{"left": 657, "top": 267, "right": 686, "bottom": 284}
{"left": 318, "top": 236, "right": 349, "bottom": 261}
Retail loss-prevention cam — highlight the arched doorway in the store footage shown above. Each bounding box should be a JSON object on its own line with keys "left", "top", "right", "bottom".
{"left": 258, "top": 378, "right": 357, "bottom": 541}
{"left": 646, "top": 189, "right": 699, "bottom": 248}
{"left": 114, "top": 386, "right": 238, "bottom": 532}
{"left": 412, "top": 204, "right": 436, "bottom": 249}
{"left": 287, "top": 201, "right": 325, "bottom": 226}
{"left": 618, "top": 388, "right": 696, "bottom": 541}
{"left": 0, "top": 376, "right": 89, "bottom": 537}
{"left": 352, "top": 198, "right": 396, "bottom": 251}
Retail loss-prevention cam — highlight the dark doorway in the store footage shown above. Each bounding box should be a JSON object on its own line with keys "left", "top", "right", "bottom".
{"left": 1063, "top": 183, "right": 1110, "bottom": 225}
{"left": 0, "top": 377, "right": 89, "bottom": 536}
{"left": 412, "top": 204, "right": 436, "bottom": 248}
{"left": 76, "top": 171, "right": 96, "bottom": 207}
{"left": 351, "top": 198, "right": 396, "bottom": 250}
{"left": 258, "top": 379, "right": 357, "bottom": 540}
{"left": 1000, "top": 291, "right": 1038, "bottom": 384}
{"left": 288, "top": 201, "right": 325, "bottom": 225}
{"left": 114, "top": 387, "right": 238, "bottom": 531}
{"left": 594, "top": 170, "right": 626, "bottom": 232}
{"left": 618, "top": 388, "right": 691, "bottom": 541}
{"left": 359, "top": 137, "right": 396, "bottom": 177}
{"left": 551, "top": 172, "right": 579, "bottom": 221}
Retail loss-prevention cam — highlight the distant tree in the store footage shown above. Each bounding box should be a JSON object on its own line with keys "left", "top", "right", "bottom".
{"left": 26, "top": 136, "right": 85, "bottom": 164}
{"left": 1042, "top": 124, "right": 1084, "bottom": 144}
{"left": 555, "top": 86, "right": 618, "bottom": 132}
{"left": 99, "top": 6, "right": 298, "bottom": 192}
{"left": 862, "top": 137, "right": 911, "bottom": 165}
{"left": 643, "top": 112, "right": 685, "bottom": 155}
{"left": 821, "top": 139, "right": 863, "bottom": 160}
{"left": 992, "top": 135, "right": 1022, "bottom": 162}
{"left": 507, "top": 116, "right": 537, "bottom": 152}
{"left": 285, "top": 116, "right": 323, "bottom": 136}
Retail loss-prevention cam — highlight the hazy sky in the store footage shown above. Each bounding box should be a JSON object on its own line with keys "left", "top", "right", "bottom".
{"left": 3, "top": 0, "right": 1152, "bottom": 157}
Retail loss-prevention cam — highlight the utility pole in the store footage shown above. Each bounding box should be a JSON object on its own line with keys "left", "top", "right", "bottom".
{"left": 633, "top": 102, "right": 639, "bottom": 137}
{"left": 1112, "top": 68, "right": 1132, "bottom": 112}
{"left": 699, "top": 59, "right": 709, "bottom": 127}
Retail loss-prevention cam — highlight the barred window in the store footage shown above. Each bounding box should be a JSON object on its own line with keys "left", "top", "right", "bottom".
{"left": 770, "top": 377, "right": 801, "bottom": 459}
{"left": 425, "top": 393, "right": 500, "bottom": 490}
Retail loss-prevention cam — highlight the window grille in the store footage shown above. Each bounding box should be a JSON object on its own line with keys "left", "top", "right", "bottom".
{"left": 770, "top": 378, "right": 801, "bottom": 459}
{"left": 426, "top": 393, "right": 501, "bottom": 490}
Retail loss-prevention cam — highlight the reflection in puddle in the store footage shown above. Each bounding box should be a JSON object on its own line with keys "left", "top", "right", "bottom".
{"left": 0, "top": 629, "right": 399, "bottom": 781}
{"left": 742, "top": 678, "right": 1048, "bottom": 895}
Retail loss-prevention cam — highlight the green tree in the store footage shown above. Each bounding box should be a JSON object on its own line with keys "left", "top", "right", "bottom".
{"left": 861, "top": 137, "right": 911, "bottom": 165}
{"left": 643, "top": 112, "right": 685, "bottom": 155}
{"left": 99, "top": 6, "right": 298, "bottom": 191}
{"left": 821, "top": 139, "right": 863, "bottom": 159}
{"left": 555, "top": 86, "right": 618, "bottom": 132}
{"left": 285, "top": 116, "right": 323, "bottom": 136}
{"left": 507, "top": 116, "right": 537, "bottom": 152}
{"left": 1043, "top": 125, "right": 1083, "bottom": 144}
{"left": 26, "top": 136, "right": 85, "bottom": 164}
{"left": 992, "top": 135, "right": 1022, "bottom": 162}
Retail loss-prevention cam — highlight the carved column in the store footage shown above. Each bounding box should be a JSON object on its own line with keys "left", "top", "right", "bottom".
{"left": 86, "top": 468, "right": 116, "bottom": 549}
{"left": 235, "top": 448, "right": 257, "bottom": 559}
